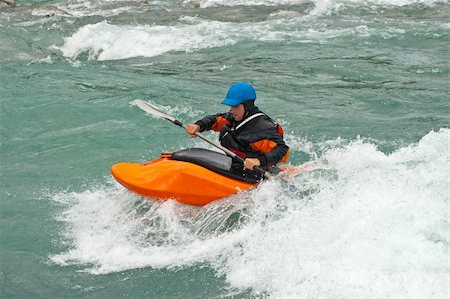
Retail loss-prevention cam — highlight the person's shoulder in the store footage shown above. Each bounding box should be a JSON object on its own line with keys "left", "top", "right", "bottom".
{"left": 254, "top": 111, "right": 275, "bottom": 124}
{"left": 253, "top": 113, "right": 277, "bottom": 130}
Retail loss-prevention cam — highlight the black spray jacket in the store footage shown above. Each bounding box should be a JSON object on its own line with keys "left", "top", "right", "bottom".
{"left": 195, "top": 106, "right": 289, "bottom": 167}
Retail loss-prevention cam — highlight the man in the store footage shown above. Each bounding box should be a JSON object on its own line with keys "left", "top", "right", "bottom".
{"left": 185, "top": 82, "right": 289, "bottom": 178}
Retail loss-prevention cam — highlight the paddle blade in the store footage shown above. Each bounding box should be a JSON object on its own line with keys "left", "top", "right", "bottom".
{"left": 132, "top": 99, "right": 177, "bottom": 123}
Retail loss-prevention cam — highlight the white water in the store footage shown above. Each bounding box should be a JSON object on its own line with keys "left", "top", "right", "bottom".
{"left": 12, "top": 0, "right": 446, "bottom": 22}
{"left": 57, "top": 19, "right": 236, "bottom": 61}
{"left": 57, "top": 16, "right": 421, "bottom": 61}
{"left": 50, "top": 129, "right": 450, "bottom": 298}
{"left": 185, "top": 0, "right": 447, "bottom": 8}
{"left": 50, "top": 0, "right": 448, "bottom": 61}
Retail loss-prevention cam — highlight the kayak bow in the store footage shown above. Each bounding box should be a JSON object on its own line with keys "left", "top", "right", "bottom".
{"left": 112, "top": 148, "right": 257, "bottom": 205}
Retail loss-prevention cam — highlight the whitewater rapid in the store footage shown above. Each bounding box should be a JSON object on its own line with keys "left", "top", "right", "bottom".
{"left": 50, "top": 128, "right": 450, "bottom": 298}
{"left": 50, "top": 0, "right": 449, "bottom": 61}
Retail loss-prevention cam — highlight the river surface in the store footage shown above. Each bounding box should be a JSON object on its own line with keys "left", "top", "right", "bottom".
{"left": 1, "top": 0, "right": 449, "bottom": 298}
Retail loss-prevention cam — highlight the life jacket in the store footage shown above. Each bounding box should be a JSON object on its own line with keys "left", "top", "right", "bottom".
{"left": 218, "top": 112, "right": 290, "bottom": 163}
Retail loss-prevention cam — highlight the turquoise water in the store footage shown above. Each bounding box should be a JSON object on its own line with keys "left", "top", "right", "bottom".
{"left": 1, "top": 0, "right": 449, "bottom": 298}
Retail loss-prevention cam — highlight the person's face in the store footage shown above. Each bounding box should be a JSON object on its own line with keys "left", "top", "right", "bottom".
{"left": 230, "top": 104, "right": 245, "bottom": 121}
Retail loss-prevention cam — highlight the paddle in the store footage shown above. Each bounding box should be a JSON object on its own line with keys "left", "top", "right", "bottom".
{"left": 132, "top": 99, "right": 282, "bottom": 181}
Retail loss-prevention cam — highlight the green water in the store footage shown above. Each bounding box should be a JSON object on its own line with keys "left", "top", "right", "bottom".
{"left": 1, "top": 0, "right": 449, "bottom": 298}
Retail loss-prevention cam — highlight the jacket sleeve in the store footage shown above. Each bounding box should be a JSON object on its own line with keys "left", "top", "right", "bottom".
{"left": 195, "top": 112, "right": 232, "bottom": 132}
{"left": 250, "top": 130, "right": 289, "bottom": 166}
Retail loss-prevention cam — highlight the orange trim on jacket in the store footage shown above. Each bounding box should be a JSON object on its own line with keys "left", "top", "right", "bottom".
{"left": 211, "top": 116, "right": 231, "bottom": 132}
{"left": 277, "top": 124, "right": 284, "bottom": 136}
{"left": 250, "top": 139, "right": 290, "bottom": 162}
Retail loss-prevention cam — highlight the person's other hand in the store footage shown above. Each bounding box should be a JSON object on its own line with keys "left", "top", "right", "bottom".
{"left": 185, "top": 124, "right": 200, "bottom": 137}
{"left": 243, "top": 158, "right": 261, "bottom": 170}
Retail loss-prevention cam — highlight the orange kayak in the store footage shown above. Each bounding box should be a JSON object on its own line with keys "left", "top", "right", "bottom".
{"left": 111, "top": 148, "right": 257, "bottom": 206}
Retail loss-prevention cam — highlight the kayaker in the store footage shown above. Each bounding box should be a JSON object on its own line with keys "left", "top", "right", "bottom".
{"left": 185, "top": 82, "right": 289, "bottom": 178}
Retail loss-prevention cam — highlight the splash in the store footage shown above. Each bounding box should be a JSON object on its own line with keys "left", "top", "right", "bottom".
{"left": 49, "top": 182, "right": 258, "bottom": 274}
{"left": 50, "top": 129, "right": 449, "bottom": 297}
{"left": 222, "top": 128, "right": 449, "bottom": 297}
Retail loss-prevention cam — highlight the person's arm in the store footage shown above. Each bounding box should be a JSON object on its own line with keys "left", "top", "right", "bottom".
{"left": 195, "top": 112, "right": 232, "bottom": 132}
{"left": 250, "top": 130, "right": 289, "bottom": 166}
{"left": 244, "top": 136, "right": 289, "bottom": 170}
{"left": 260, "top": 140, "right": 289, "bottom": 166}
{"left": 185, "top": 112, "right": 232, "bottom": 137}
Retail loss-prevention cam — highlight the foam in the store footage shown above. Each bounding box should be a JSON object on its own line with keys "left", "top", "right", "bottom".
{"left": 49, "top": 181, "right": 257, "bottom": 274}
{"left": 185, "top": 0, "right": 448, "bottom": 15}
{"left": 50, "top": 129, "right": 449, "bottom": 297}
{"left": 184, "top": 0, "right": 305, "bottom": 8}
{"left": 57, "top": 16, "right": 417, "bottom": 61}
{"left": 54, "top": 0, "right": 142, "bottom": 18}
{"left": 57, "top": 20, "right": 236, "bottom": 61}
{"left": 27, "top": 55, "right": 54, "bottom": 65}
{"left": 309, "top": 0, "right": 449, "bottom": 16}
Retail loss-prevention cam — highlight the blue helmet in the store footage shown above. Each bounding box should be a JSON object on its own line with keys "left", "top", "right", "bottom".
{"left": 221, "top": 82, "right": 256, "bottom": 107}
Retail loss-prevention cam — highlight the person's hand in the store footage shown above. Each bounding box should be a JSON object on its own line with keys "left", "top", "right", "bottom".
{"left": 243, "top": 158, "right": 261, "bottom": 170}
{"left": 185, "top": 124, "right": 200, "bottom": 137}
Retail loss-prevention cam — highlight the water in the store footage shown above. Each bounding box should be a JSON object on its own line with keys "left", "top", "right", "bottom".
{"left": 1, "top": 0, "right": 449, "bottom": 298}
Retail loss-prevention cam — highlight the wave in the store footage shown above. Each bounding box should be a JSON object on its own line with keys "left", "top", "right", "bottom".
{"left": 56, "top": 19, "right": 235, "bottom": 61}
{"left": 308, "top": 0, "right": 449, "bottom": 15}
{"left": 56, "top": 16, "right": 422, "bottom": 61}
{"left": 183, "top": 0, "right": 306, "bottom": 8}
{"left": 185, "top": 0, "right": 448, "bottom": 10}
{"left": 183, "top": 0, "right": 449, "bottom": 17}
{"left": 49, "top": 128, "right": 450, "bottom": 298}
{"left": 6, "top": 0, "right": 448, "bottom": 22}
